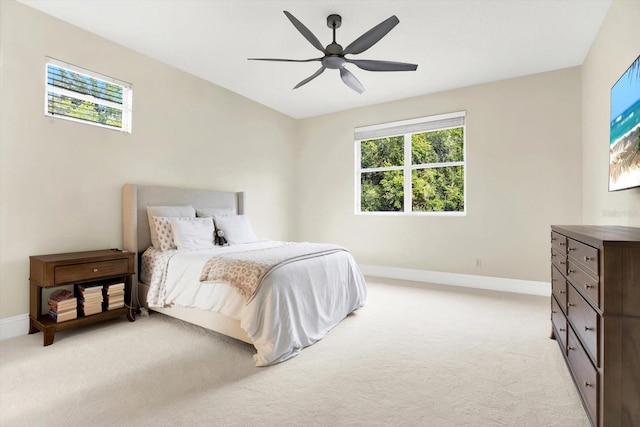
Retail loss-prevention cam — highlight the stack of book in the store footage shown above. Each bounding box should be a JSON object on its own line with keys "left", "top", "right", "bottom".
{"left": 78, "top": 284, "right": 103, "bottom": 316}
{"left": 104, "top": 282, "right": 125, "bottom": 310}
{"left": 48, "top": 289, "right": 77, "bottom": 323}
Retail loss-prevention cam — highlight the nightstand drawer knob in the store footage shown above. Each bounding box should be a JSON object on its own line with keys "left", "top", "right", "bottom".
{"left": 93, "top": 268, "right": 98, "bottom": 272}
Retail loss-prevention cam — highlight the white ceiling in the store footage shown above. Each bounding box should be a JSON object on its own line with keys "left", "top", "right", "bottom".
{"left": 18, "top": 0, "right": 611, "bottom": 119}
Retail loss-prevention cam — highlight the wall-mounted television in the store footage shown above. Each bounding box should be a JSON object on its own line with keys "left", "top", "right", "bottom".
{"left": 609, "top": 54, "right": 640, "bottom": 191}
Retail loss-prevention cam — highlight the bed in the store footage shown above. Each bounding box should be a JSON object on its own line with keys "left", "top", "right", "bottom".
{"left": 122, "top": 183, "right": 367, "bottom": 366}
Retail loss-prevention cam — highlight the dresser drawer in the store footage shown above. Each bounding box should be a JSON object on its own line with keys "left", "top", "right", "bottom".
{"left": 567, "top": 260, "right": 599, "bottom": 308}
{"left": 567, "top": 327, "right": 598, "bottom": 425}
{"left": 551, "top": 249, "right": 567, "bottom": 274}
{"left": 567, "top": 285, "right": 599, "bottom": 367}
{"left": 54, "top": 259, "right": 130, "bottom": 285}
{"left": 551, "top": 231, "right": 568, "bottom": 255}
{"left": 567, "top": 238, "right": 599, "bottom": 277}
{"left": 551, "top": 266, "right": 567, "bottom": 313}
{"left": 551, "top": 296, "right": 567, "bottom": 352}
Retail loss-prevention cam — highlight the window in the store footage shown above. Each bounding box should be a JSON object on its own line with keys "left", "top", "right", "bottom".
{"left": 355, "top": 111, "right": 466, "bottom": 215}
{"left": 45, "top": 57, "right": 132, "bottom": 132}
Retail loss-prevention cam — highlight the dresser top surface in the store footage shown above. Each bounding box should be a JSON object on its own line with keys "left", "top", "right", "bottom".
{"left": 551, "top": 225, "right": 640, "bottom": 247}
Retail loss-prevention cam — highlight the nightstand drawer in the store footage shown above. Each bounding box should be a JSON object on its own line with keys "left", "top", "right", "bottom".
{"left": 55, "top": 259, "right": 129, "bottom": 284}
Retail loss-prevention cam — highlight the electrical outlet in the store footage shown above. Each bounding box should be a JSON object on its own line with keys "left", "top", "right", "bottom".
{"left": 475, "top": 258, "right": 482, "bottom": 267}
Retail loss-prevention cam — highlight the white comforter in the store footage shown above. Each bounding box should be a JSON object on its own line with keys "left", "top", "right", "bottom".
{"left": 143, "top": 241, "right": 367, "bottom": 366}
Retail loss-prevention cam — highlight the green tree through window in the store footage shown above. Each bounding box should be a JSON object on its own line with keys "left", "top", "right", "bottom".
{"left": 356, "top": 113, "right": 465, "bottom": 214}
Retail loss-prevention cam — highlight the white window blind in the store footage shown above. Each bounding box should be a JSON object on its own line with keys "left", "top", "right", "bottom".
{"left": 45, "top": 57, "right": 133, "bottom": 132}
{"left": 355, "top": 111, "right": 465, "bottom": 141}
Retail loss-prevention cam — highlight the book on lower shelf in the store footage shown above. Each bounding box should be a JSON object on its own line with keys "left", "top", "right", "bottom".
{"left": 77, "top": 283, "right": 104, "bottom": 316}
{"left": 48, "top": 289, "right": 77, "bottom": 322}
{"left": 104, "top": 282, "right": 126, "bottom": 310}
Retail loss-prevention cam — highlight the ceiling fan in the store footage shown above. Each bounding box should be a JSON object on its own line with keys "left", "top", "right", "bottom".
{"left": 248, "top": 11, "right": 418, "bottom": 94}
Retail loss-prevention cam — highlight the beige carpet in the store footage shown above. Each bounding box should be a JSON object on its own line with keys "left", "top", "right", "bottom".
{"left": 0, "top": 277, "right": 589, "bottom": 426}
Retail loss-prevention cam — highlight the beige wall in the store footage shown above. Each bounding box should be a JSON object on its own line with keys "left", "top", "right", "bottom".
{"left": 294, "top": 68, "right": 583, "bottom": 283}
{"left": 0, "top": 1, "right": 297, "bottom": 318}
{"left": 581, "top": 0, "right": 640, "bottom": 226}
{"left": 2, "top": 0, "right": 625, "bottom": 320}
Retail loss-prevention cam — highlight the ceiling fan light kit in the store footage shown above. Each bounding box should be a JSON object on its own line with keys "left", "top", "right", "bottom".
{"left": 248, "top": 11, "right": 418, "bottom": 94}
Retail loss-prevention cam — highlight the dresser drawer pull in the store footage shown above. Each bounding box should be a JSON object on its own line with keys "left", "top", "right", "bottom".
{"left": 584, "top": 326, "right": 593, "bottom": 331}
{"left": 569, "top": 247, "right": 576, "bottom": 251}
{"left": 584, "top": 256, "right": 592, "bottom": 261}
{"left": 584, "top": 381, "right": 592, "bottom": 388}
{"left": 93, "top": 268, "right": 98, "bottom": 272}
{"left": 568, "top": 269, "right": 574, "bottom": 274}
{"left": 559, "top": 328, "right": 566, "bottom": 332}
{"left": 560, "top": 242, "right": 566, "bottom": 246}
{"left": 568, "top": 346, "right": 575, "bottom": 351}
{"left": 585, "top": 284, "right": 593, "bottom": 289}
{"left": 568, "top": 303, "right": 575, "bottom": 307}
{"left": 560, "top": 261, "right": 566, "bottom": 265}
{"left": 559, "top": 290, "right": 566, "bottom": 294}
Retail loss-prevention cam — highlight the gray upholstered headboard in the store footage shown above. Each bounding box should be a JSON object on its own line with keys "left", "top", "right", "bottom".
{"left": 122, "top": 183, "right": 244, "bottom": 255}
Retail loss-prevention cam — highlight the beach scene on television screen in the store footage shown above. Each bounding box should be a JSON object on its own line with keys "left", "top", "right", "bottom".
{"left": 610, "top": 55, "right": 640, "bottom": 191}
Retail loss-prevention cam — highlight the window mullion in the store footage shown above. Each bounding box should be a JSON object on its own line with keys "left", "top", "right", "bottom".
{"left": 403, "top": 133, "right": 412, "bottom": 213}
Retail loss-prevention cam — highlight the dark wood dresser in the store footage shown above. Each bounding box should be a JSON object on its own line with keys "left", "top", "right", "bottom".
{"left": 550, "top": 225, "right": 640, "bottom": 427}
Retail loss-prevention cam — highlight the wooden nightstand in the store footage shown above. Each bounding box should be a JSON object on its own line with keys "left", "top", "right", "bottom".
{"left": 29, "top": 249, "right": 136, "bottom": 346}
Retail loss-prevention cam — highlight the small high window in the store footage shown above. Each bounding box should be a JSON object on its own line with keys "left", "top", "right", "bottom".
{"left": 45, "top": 57, "right": 132, "bottom": 132}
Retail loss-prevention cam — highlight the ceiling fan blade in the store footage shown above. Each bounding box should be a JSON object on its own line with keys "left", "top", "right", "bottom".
{"left": 293, "top": 67, "right": 326, "bottom": 89}
{"left": 283, "top": 11, "right": 326, "bottom": 54}
{"left": 343, "top": 15, "right": 399, "bottom": 55}
{"left": 347, "top": 59, "right": 418, "bottom": 72}
{"left": 248, "top": 57, "right": 322, "bottom": 63}
{"left": 339, "top": 67, "right": 365, "bottom": 94}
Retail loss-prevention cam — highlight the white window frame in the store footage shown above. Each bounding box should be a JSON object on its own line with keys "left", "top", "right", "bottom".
{"left": 354, "top": 111, "right": 466, "bottom": 216}
{"left": 44, "top": 57, "right": 133, "bottom": 133}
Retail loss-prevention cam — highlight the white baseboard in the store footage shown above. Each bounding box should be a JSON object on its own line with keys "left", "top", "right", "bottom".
{"left": 0, "top": 313, "right": 30, "bottom": 341}
{"left": 359, "top": 264, "right": 550, "bottom": 297}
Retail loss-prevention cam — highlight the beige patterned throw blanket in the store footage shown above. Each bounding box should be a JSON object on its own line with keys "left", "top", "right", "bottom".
{"left": 200, "top": 242, "right": 346, "bottom": 303}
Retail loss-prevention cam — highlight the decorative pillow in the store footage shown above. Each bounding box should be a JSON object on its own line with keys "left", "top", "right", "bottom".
{"left": 170, "top": 217, "right": 215, "bottom": 250}
{"left": 212, "top": 214, "right": 258, "bottom": 245}
{"left": 196, "top": 207, "right": 235, "bottom": 218}
{"left": 147, "top": 205, "right": 195, "bottom": 249}
{"left": 150, "top": 217, "right": 178, "bottom": 251}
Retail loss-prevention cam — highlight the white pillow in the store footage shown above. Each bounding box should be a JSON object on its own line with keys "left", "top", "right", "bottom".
{"left": 147, "top": 205, "right": 195, "bottom": 249}
{"left": 195, "top": 207, "right": 235, "bottom": 218}
{"left": 213, "top": 215, "right": 258, "bottom": 245}
{"left": 170, "top": 217, "right": 215, "bottom": 250}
